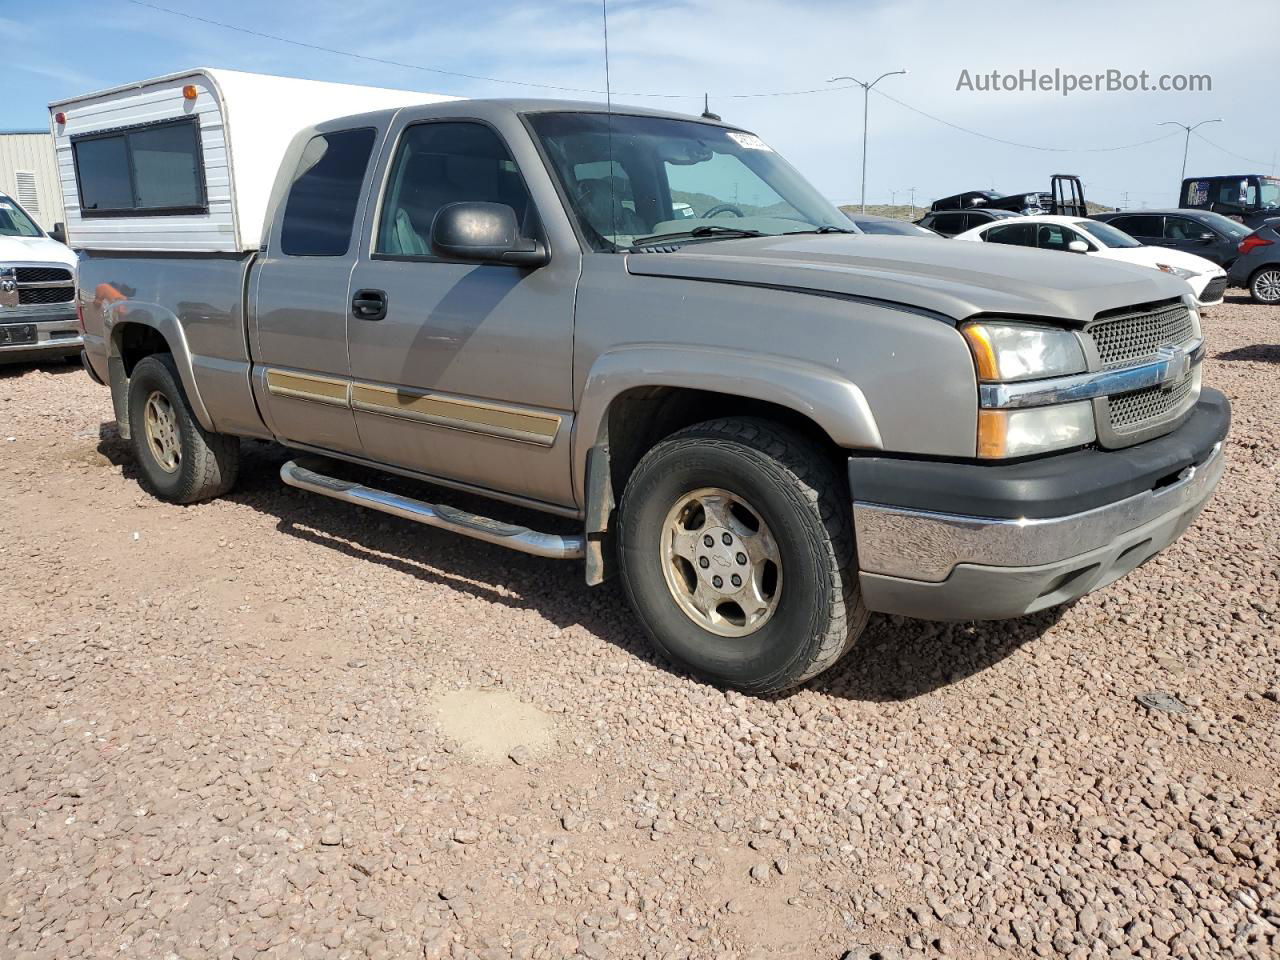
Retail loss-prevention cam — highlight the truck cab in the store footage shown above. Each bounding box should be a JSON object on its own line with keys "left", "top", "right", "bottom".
{"left": 1181, "top": 174, "right": 1280, "bottom": 227}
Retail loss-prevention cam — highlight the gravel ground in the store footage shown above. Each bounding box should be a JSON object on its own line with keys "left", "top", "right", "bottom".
{"left": 1, "top": 297, "right": 1277, "bottom": 960}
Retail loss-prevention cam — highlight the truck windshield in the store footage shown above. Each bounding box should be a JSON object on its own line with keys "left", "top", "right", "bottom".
{"left": 1259, "top": 178, "right": 1280, "bottom": 210}
{"left": 0, "top": 196, "right": 43, "bottom": 238}
{"left": 528, "top": 112, "right": 849, "bottom": 251}
{"left": 1077, "top": 220, "right": 1142, "bottom": 249}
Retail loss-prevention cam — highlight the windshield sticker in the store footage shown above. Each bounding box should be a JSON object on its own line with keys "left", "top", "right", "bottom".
{"left": 726, "top": 132, "right": 772, "bottom": 152}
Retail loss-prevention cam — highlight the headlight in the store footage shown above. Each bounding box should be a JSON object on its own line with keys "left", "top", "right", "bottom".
{"left": 1158, "top": 263, "right": 1198, "bottom": 280}
{"left": 961, "top": 320, "right": 1086, "bottom": 382}
{"left": 978, "top": 402, "right": 1096, "bottom": 458}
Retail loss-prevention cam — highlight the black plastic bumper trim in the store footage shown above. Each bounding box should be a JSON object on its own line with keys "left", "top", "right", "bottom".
{"left": 848, "top": 388, "right": 1231, "bottom": 520}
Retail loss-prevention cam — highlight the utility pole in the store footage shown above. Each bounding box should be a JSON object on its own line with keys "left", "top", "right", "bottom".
{"left": 1157, "top": 118, "right": 1222, "bottom": 183}
{"left": 890, "top": 189, "right": 898, "bottom": 206}
{"left": 828, "top": 69, "right": 908, "bottom": 213}
{"left": 907, "top": 186, "right": 917, "bottom": 219}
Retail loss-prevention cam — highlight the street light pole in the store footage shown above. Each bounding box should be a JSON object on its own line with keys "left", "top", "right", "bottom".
{"left": 829, "top": 69, "right": 908, "bottom": 213}
{"left": 1157, "top": 118, "right": 1223, "bottom": 183}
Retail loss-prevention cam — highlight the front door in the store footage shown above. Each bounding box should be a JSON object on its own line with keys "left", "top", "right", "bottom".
{"left": 251, "top": 126, "right": 383, "bottom": 456}
{"left": 345, "top": 118, "right": 578, "bottom": 508}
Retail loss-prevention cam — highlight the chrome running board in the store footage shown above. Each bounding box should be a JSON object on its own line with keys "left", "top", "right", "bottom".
{"left": 280, "top": 459, "right": 585, "bottom": 560}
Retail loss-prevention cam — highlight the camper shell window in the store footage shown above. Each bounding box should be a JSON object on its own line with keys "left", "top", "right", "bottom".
{"left": 71, "top": 117, "right": 207, "bottom": 217}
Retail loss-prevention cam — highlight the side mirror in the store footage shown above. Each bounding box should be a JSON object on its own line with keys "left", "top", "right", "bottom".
{"left": 1067, "top": 239, "right": 1090, "bottom": 253}
{"left": 1197, "top": 231, "right": 1215, "bottom": 242}
{"left": 50, "top": 222, "right": 67, "bottom": 244}
{"left": 430, "top": 202, "right": 547, "bottom": 267}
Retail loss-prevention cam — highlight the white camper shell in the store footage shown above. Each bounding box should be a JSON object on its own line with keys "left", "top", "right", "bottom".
{"left": 49, "top": 69, "right": 454, "bottom": 253}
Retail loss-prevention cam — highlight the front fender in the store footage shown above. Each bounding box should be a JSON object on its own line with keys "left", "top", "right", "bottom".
{"left": 572, "top": 343, "right": 883, "bottom": 508}
{"left": 105, "top": 302, "right": 216, "bottom": 433}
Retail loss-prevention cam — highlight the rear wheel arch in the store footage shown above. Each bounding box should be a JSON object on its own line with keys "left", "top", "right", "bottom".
{"left": 105, "top": 318, "right": 215, "bottom": 435}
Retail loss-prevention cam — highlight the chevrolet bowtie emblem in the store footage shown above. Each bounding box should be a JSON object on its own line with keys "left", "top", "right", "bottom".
{"left": 1154, "top": 345, "right": 1191, "bottom": 388}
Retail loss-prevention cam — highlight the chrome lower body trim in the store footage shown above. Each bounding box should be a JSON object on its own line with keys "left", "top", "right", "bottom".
{"left": 853, "top": 441, "right": 1224, "bottom": 582}
{"left": 0, "top": 315, "right": 82, "bottom": 358}
{"left": 280, "top": 459, "right": 584, "bottom": 560}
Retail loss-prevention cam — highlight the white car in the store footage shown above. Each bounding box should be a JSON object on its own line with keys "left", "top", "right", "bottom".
{"left": 1, "top": 193, "right": 80, "bottom": 363}
{"left": 953, "top": 214, "right": 1228, "bottom": 306}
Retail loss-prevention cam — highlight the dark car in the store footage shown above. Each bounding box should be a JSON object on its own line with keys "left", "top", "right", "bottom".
{"left": 916, "top": 208, "right": 1020, "bottom": 237}
{"left": 1227, "top": 222, "right": 1280, "bottom": 303}
{"left": 847, "top": 213, "right": 940, "bottom": 237}
{"left": 1091, "top": 209, "right": 1252, "bottom": 269}
{"left": 1180, "top": 174, "right": 1280, "bottom": 227}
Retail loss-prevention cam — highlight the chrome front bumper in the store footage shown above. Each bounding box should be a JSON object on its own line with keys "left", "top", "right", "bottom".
{"left": 0, "top": 314, "right": 83, "bottom": 360}
{"left": 853, "top": 440, "right": 1226, "bottom": 621}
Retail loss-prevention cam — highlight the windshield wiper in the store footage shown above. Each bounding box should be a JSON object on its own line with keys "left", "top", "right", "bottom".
{"left": 630, "top": 225, "right": 766, "bottom": 248}
{"left": 786, "top": 225, "right": 857, "bottom": 235}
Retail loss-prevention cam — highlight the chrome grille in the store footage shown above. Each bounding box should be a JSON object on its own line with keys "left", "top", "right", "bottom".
{"left": 1088, "top": 303, "right": 1196, "bottom": 369}
{"left": 1108, "top": 371, "right": 1196, "bottom": 432}
{"left": 14, "top": 266, "right": 71, "bottom": 284}
{"left": 18, "top": 286, "right": 75, "bottom": 305}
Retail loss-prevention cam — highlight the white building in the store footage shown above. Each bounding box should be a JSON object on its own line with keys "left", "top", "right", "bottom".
{"left": 0, "top": 131, "right": 65, "bottom": 232}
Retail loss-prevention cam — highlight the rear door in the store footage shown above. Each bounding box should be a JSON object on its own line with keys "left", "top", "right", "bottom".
{"left": 250, "top": 125, "right": 383, "bottom": 455}
{"left": 344, "top": 112, "right": 580, "bottom": 508}
{"left": 1163, "top": 215, "right": 1228, "bottom": 264}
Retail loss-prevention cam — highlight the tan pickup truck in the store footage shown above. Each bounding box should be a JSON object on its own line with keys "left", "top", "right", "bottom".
{"left": 59, "top": 71, "right": 1229, "bottom": 692}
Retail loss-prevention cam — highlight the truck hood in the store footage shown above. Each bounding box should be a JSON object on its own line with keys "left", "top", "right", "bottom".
{"left": 624, "top": 234, "right": 1191, "bottom": 324}
{"left": 0, "top": 234, "right": 77, "bottom": 269}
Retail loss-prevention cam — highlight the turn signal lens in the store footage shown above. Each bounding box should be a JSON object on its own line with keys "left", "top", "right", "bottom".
{"left": 977, "top": 401, "right": 1095, "bottom": 459}
{"left": 961, "top": 321, "right": 1086, "bottom": 382}
{"left": 182, "top": 84, "right": 198, "bottom": 100}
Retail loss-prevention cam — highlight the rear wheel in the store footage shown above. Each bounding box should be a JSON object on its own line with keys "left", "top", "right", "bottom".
{"left": 1249, "top": 267, "right": 1280, "bottom": 304}
{"left": 127, "top": 354, "right": 239, "bottom": 503}
{"left": 617, "top": 417, "right": 867, "bottom": 694}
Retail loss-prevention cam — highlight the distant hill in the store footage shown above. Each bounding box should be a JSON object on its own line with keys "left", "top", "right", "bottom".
{"left": 839, "top": 201, "right": 1117, "bottom": 223}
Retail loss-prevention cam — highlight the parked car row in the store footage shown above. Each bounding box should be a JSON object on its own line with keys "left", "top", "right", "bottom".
{"left": 952, "top": 215, "right": 1229, "bottom": 307}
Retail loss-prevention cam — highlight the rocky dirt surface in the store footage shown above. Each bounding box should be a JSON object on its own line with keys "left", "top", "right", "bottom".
{"left": 1, "top": 297, "right": 1277, "bottom": 960}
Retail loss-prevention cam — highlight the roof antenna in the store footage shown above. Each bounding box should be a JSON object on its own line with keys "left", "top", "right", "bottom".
{"left": 601, "top": 0, "right": 617, "bottom": 249}
{"left": 701, "top": 93, "right": 721, "bottom": 122}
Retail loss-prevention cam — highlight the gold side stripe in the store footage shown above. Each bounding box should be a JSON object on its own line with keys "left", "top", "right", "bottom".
{"left": 351, "top": 383, "right": 561, "bottom": 445}
{"left": 264, "top": 368, "right": 561, "bottom": 446}
{"left": 265, "top": 370, "right": 349, "bottom": 407}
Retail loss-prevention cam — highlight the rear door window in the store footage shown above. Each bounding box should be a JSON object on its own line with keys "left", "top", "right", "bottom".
{"left": 983, "top": 222, "right": 1035, "bottom": 246}
{"left": 1113, "top": 215, "right": 1161, "bottom": 239}
{"left": 280, "top": 128, "right": 377, "bottom": 257}
{"left": 928, "top": 213, "right": 965, "bottom": 235}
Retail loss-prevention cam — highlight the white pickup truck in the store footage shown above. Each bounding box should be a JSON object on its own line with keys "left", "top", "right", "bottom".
{"left": 0, "top": 192, "right": 79, "bottom": 363}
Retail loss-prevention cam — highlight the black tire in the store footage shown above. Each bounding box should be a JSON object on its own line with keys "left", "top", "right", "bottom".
{"left": 1249, "top": 267, "right": 1280, "bottom": 304}
{"left": 617, "top": 417, "right": 867, "bottom": 694}
{"left": 126, "top": 354, "right": 239, "bottom": 503}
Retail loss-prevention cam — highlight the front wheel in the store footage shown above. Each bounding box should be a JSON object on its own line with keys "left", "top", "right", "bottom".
{"left": 617, "top": 417, "right": 867, "bottom": 694}
{"left": 1249, "top": 268, "right": 1280, "bottom": 304}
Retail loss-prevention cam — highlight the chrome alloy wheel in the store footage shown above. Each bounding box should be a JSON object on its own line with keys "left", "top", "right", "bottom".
{"left": 143, "top": 390, "right": 181, "bottom": 473}
{"left": 660, "top": 487, "right": 782, "bottom": 637}
{"left": 1254, "top": 269, "right": 1280, "bottom": 302}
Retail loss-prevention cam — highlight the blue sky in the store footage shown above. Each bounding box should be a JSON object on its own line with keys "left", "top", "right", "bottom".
{"left": 3, "top": 0, "right": 1276, "bottom": 208}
